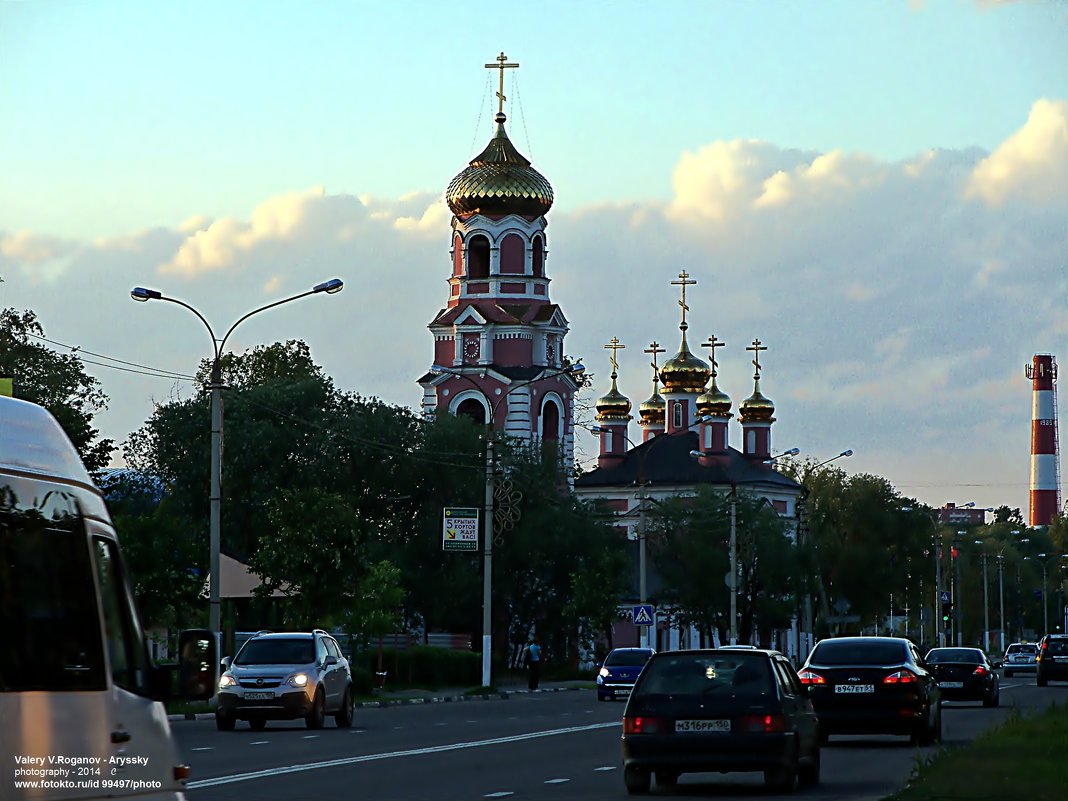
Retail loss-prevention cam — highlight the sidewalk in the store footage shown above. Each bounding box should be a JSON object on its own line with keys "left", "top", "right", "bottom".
{"left": 166, "top": 679, "right": 593, "bottom": 721}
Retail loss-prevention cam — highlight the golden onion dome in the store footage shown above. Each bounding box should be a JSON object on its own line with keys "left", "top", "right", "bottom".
{"left": 739, "top": 378, "right": 776, "bottom": 423}
{"left": 638, "top": 387, "right": 666, "bottom": 425}
{"left": 659, "top": 333, "right": 711, "bottom": 394}
{"left": 696, "top": 376, "right": 733, "bottom": 418}
{"left": 596, "top": 377, "right": 632, "bottom": 421}
{"left": 446, "top": 113, "right": 554, "bottom": 218}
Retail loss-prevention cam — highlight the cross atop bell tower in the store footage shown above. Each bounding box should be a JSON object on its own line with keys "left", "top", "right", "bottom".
{"left": 484, "top": 52, "right": 519, "bottom": 115}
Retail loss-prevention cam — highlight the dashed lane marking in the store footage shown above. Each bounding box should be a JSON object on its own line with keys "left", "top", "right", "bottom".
{"left": 249, "top": 741, "right": 268, "bottom": 746}
{"left": 544, "top": 778, "right": 570, "bottom": 784}
{"left": 191, "top": 747, "right": 213, "bottom": 752}
{"left": 185, "top": 722, "right": 619, "bottom": 789}
{"left": 485, "top": 793, "right": 514, "bottom": 798}
{"left": 594, "top": 766, "right": 616, "bottom": 772}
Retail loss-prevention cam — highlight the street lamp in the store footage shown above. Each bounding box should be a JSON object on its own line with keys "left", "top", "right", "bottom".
{"left": 688, "top": 449, "right": 741, "bottom": 644}
{"left": 592, "top": 415, "right": 713, "bottom": 649}
{"left": 764, "top": 447, "right": 800, "bottom": 464}
{"left": 130, "top": 278, "right": 344, "bottom": 640}
{"left": 432, "top": 361, "right": 585, "bottom": 688}
{"left": 996, "top": 552, "right": 1006, "bottom": 653}
{"left": 811, "top": 449, "right": 853, "bottom": 470}
{"left": 975, "top": 540, "right": 990, "bottom": 653}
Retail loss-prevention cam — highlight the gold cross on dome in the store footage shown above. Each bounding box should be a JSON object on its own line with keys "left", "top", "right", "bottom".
{"left": 602, "top": 339, "right": 623, "bottom": 375}
{"left": 671, "top": 271, "right": 697, "bottom": 328}
{"left": 484, "top": 51, "right": 519, "bottom": 115}
{"left": 702, "top": 334, "right": 725, "bottom": 377}
{"left": 747, "top": 338, "right": 767, "bottom": 379}
{"left": 644, "top": 341, "right": 665, "bottom": 380}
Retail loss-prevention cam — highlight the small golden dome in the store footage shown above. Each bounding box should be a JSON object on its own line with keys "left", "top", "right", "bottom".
{"left": 638, "top": 388, "right": 666, "bottom": 425}
{"left": 446, "top": 113, "right": 554, "bottom": 218}
{"left": 596, "top": 376, "right": 632, "bottom": 421}
{"left": 659, "top": 333, "right": 711, "bottom": 394}
{"left": 697, "top": 376, "right": 732, "bottom": 418}
{"left": 739, "top": 379, "right": 775, "bottom": 423}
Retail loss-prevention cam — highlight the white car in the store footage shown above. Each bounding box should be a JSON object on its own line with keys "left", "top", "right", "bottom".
{"left": 1003, "top": 642, "right": 1039, "bottom": 677}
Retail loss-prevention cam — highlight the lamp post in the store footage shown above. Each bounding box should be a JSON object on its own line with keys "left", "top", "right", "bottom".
{"left": 432, "top": 362, "right": 585, "bottom": 688}
{"left": 690, "top": 448, "right": 739, "bottom": 646}
{"left": 996, "top": 552, "right": 1006, "bottom": 653}
{"left": 800, "top": 449, "right": 853, "bottom": 646}
{"left": 130, "top": 279, "right": 344, "bottom": 639}
{"left": 975, "top": 540, "right": 990, "bottom": 653}
{"left": 593, "top": 416, "right": 713, "bottom": 649}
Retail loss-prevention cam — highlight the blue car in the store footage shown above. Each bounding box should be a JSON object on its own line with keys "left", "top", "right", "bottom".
{"left": 597, "top": 647, "right": 655, "bottom": 701}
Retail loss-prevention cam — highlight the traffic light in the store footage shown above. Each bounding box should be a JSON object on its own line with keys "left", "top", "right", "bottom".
{"left": 942, "top": 603, "right": 953, "bottom": 628}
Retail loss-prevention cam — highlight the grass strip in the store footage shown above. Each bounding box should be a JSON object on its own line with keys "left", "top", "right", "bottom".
{"left": 887, "top": 702, "right": 1068, "bottom": 801}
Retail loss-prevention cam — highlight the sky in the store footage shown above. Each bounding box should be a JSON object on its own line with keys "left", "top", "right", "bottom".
{"left": 2, "top": 0, "right": 1067, "bottom": 517}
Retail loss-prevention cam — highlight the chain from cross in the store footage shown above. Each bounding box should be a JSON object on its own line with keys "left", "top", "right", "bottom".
{"left": 604, "top": 336, "right": 625, "bottom": 375}
{"left": 644, "top": 341, "right": 665, "bottom": 383}
{"left": 747, "top": 338, "right": 767, "bottom": 379}
{"left": 484, "top": 52, "right": 519, "bottom": 115}
{"left": 671, "top": 270, "right": 697, "bottom": 328}
{"left": 702, "top": 335, "right": 726, "bottom": 377}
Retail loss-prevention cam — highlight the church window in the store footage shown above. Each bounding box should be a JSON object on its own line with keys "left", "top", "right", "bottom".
{"left": 500, "top": 233, "right": 525, "bottom": 274}
{"left": 673, "top": 402, "right": 683, "bottom": 429}
{"left": 456, "top": 398, "right": 487, "bottom": 426}
{"left": 468, "top": 235, "right": 490, "bottom": 279}
{"left": 541, "top": 400, "right": 560, "bottom": 441}
{"left": 452, "top": 234, "right": 464, "bottom": 277}
{"left": 532, "top": 236, "right": 544, "bottom": 278}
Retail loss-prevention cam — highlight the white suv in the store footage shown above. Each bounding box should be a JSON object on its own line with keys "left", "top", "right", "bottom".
{"left": 216, "top": 630, "right": 354, "bottom": 730}
{"left": 1003, "top": 642, "right": 1039, "bottom": 677}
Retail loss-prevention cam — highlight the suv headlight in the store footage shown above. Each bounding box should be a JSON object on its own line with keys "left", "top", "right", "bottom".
{"left": 287, "top": 673, "right": 309, "bottom": 688}
{"left": 599, "top": 667, "right": 610, "bottom": 678}
{"left": 219, "top": 673, "right": 237, "bottom": 689}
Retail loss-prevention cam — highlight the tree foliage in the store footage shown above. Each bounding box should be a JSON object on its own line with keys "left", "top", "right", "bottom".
{"left": 0, "top": 306, "right": 114, "bottom": 472}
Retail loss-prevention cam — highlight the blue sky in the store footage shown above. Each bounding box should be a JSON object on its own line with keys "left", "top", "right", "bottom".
{"left": 2, "top": 0, "right": 1067, "bottom": 515}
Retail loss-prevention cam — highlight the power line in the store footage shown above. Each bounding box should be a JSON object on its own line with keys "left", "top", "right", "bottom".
{"left": 26, "top": 332, "right": 196, "bottom": 380}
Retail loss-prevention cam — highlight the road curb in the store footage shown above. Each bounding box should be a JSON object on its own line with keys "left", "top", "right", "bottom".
{"left": 166, "top": 686, "right": 584, "bottom": 721}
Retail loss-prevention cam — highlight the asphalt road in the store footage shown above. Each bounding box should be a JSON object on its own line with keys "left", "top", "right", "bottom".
{"left": 174, "top": 679, "right": 1065, "bottom": 801}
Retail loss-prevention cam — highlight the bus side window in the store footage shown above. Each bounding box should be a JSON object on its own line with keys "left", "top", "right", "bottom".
{"left": 92, "top": 537, "right": 150, "bottom": 695}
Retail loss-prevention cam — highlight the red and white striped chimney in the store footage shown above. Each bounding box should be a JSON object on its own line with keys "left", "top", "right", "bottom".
{"left": 1026, "top": 354, "right": 1060, "bottom": 527}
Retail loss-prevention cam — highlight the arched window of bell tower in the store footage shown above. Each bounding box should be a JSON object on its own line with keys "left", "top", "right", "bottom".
{"left": 468, "top": 234, "right": 490, "bottom": 279}
{"left": 452, "top": 233, "right": 464, "bottom": 277}
{"left": 500, "top": 233, "right": 525, "bottom": 275}
{"left": 541, "top": 399, "right": 561, "bottom": 441}
{"left": 532, "top": 236, "right": 545, "bottom": 278}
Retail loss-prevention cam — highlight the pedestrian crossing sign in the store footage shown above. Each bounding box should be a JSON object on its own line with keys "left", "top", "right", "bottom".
{"left": 632, "top": 604, "right": 654, "bottom": 626}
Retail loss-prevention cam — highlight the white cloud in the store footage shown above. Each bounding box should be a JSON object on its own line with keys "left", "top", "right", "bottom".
{"left": 966, "top": 99, "right": 1068, "bottom": 206}
{"left": 0, "top": 231, "right": 78, "bottom": 265}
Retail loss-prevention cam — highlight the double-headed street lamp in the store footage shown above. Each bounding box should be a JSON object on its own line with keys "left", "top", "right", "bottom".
{"left": 431, "top": 361, "right": 585, "bottom": 688}
{"left": 130, "top": 278, "right": 344, "bottom": 639}
{"left": 975, "top": 540, "right": 990, "bottom": 652}
{"left": 591, "top": 416, "right": 713, "bottom": 649}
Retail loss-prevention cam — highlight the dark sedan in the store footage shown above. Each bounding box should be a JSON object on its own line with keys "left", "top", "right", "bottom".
{"left": 621, "top": 648, "right": 820, "bottom": 794}
{"left": 924, "top": 647, "right": 999, "bottom": 706}
{"left": 799, "top": 636, "right": 941, "bottom": 744}
{"left": 597, "top": 647, "right": 655, "bottom": 701}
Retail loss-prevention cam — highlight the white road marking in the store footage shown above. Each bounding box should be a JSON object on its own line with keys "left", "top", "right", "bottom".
{"left": 190, "top": 747, "right": 213, "bottom": 752}
{"left": 466, "top": 720, "right": 479, "bottom": 723}
{"left": 249, "top": 741, "right": 268, "bottom": 746}
{"left": 186, "top": 722, "right": 620, "bottom": 789}
{"left": 302, "top": 735, "right": 319, "bottom": 740}
{"left": 544, "top": 778, "right": 570, "bottom": 784}
{"left": 485, "top": 793, "right": 514, "bottom": 798}
{"left": 435, "top": 722, "right": 447, "bottom": 726}
{"left": 594, "top": 766, "right": 616, "bottom": 772}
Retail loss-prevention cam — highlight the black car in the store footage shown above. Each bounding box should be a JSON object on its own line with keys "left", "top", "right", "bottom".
{"left": 799, "top": 636, "right": 941, "bottom": 745}
{"left": 1036, "top": 634, "right": 1068, "bottom": 685}
{"left": 924, "top": 647, "right": 999, "bottom": 706}
{"left": 620, "top": 648, "right": 820, "bottom": 794}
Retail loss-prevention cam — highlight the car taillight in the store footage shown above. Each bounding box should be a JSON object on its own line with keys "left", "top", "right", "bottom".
{"left": 623, "top": 716, "right": 667, "bottom": 734}
{"left": 973, "top": 666, "right": 988, "bottom": 676}
{"left": 798, "top": 671, "right": 826, "bottom": 685}
{"left": 884, "top": 670, "right": 918, "bottom": 684}
{"left": 739, "top": 714, "right": 786, "bottom": 733}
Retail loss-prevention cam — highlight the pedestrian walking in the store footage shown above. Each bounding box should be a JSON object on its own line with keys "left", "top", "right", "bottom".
{"left": 526, "top": 637, "right": 542, "bottom": 690}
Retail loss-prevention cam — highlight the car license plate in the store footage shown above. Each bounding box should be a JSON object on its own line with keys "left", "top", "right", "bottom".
{"left": 614, "top": 688, "right": 631, "bottom": 697}
{"left": 834, "top": 684, "right": 874, "bottom": 694}
{"left": 939, "top": 681, "right": 964, "bottom": 689}
{"left": 243, "top": 691, "right": 274, "bottom": 700}
{"left": 675, "top": 719, "right": 730, "bottom": 733}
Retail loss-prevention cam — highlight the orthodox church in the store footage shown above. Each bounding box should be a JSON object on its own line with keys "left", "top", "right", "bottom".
{"left": 573, "top": 273, "right": 804, "bottom": 654}
{"left": 417, "top": 53, "right": 581, "bottom": 460}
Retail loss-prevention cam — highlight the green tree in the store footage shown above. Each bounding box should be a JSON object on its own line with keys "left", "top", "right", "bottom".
{"left": 0, "top": 307, "right": 114, "bottom": 472}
